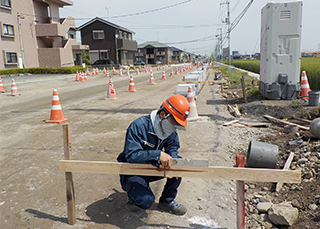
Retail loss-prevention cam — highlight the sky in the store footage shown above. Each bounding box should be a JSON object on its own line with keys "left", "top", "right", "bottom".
{"left": 60, "top": 0, "right": 320, "bottom": 56}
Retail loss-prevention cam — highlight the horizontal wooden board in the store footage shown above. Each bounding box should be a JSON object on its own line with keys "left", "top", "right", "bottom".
{"left": 264, "top": 115, "right": 310, "bottom": 130}
{"left": 178, "top": 80, "right": 228, "bottom": 84}
{"left": 58, "top": 160, "right": 301, "bottom": 183}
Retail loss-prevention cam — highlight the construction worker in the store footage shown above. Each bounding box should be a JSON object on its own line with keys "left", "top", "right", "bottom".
{"left": 117, "top": 94, "right": 190, "bottom": 215}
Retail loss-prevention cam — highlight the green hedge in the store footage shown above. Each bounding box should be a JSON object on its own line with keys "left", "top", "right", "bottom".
{"left": 231, "top": 57, "right": 320, "bottom": 90}
{"left": 0, "top": 65, "right": 92, "bottom": 76}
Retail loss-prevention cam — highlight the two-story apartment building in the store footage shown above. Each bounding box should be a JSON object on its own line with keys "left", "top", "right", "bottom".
{"left": 77, "top": 17, "right": 137, "bottom": 66}
{"left": 136, "top": 41, "right": 172, "bottom": 65}
{"left": 0, "top": 0, "right": 88, "bottom": 69}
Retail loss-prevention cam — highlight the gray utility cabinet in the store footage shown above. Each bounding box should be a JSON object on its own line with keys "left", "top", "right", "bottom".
{"left": 259, "top": 1, "right": 303, "bottom": 99}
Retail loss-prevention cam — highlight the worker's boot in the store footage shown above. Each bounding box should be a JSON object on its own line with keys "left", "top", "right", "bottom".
{"left": 126, "top": 200, "right": 140, "bottom": 212}
{"left": 158, "top": 200, "right": 187, "bottom": 215}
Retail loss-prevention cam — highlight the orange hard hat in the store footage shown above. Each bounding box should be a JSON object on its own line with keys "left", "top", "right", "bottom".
{"left": 162, "top": 94, "right": 190, "bottom": 127}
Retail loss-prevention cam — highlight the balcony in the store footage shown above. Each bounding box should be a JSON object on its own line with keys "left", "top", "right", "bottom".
{"left": 35, "top": 16, "right": 75, "bottom": 37}
{"left": 135, "top": 53, "right": 144, "bottom": 57}
{"left": 156, "top": 51, "right": 165, "bottom": 55}
{"left": 38, "top": 38, "right": 76, "bottom": 67}
{"left": 117, "top": 38, "right": 137, "bottom": 51}
{"left": 72, "top": 44, "right": 89, "bottom": 51}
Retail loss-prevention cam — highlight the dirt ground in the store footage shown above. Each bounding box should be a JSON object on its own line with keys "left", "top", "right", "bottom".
{"left": 0, "top": 65, "right": 319, "bottom": 229}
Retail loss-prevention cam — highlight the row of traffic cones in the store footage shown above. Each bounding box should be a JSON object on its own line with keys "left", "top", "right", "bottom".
{"left": 0, "top": 78, "right": 20, "bottom": 96}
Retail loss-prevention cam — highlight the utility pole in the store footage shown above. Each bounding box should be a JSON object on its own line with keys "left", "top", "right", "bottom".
{"left": 17, "top": 13, "right": 25, "bottom": 68}
{"left": 227, "top": 1, "right": 231, "bottom": 66}
{"left": 221, "top": 0, "right": 231, "bottom": 65}
{"left": 218, "top": 28, "right": 222, "bottom": 62}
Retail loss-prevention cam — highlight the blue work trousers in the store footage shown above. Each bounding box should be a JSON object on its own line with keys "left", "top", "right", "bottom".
{"left": 120, "top": 175, "right": 182, "bottom": 209}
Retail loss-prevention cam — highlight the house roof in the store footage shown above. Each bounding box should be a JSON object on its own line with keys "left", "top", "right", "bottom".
{"left": 77, "top": 17, "right": 135, "bottom": 34}
{"left": 171, "top": 46, "right": 183, "bottom": 52}
{"left": 138, "top": 41, "right": 170, "bottom": 49}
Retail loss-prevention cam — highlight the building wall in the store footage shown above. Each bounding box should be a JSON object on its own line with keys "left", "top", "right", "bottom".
{"left": 0, "top": 0, "right": 39, "bottom": 69}
{"left": 80, "top": 20, "right": 117, "bottom": 64}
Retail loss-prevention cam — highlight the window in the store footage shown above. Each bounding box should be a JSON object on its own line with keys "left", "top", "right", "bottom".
{"left": 128, "top": 33, "right": 132, "bottom": 41}
{"left": 6, "top": 52, "right": 17, "bottom": 63}
{"left": 123, "top": 32, "right": 127, "bottom": 40}
{"left": 119, "top": 31, "right": 123, "bottom": 39}
{"left": 92, "top": 30, "right": 104, "bottom": 40}
{"left": 0, "top": 0, "right": 11, "bottom": 7}
{"left": 3, "top": 24, "right": 14, "bottom": 36}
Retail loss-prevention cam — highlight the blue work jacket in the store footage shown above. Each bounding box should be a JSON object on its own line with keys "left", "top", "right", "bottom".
{"left": 117, "top": 114, "right": 181, "bottom": 167}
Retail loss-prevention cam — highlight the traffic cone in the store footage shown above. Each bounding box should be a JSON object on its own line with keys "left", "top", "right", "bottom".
{"left": 112, "top": 67, "right": 116, "bottom": 73}
{"left": 133, "top": 66, "right": 136, "bottom": 70}
{"left": 136, "top": 68, "right": 139, "bottom": 75}
{"left": 45, "top": 89, "right": 69, "bottom": 123}
{"left": 95, "top": 68, "right": 99, "bottom": 75}
{"left": 149, "top": 71, "right": 156, "bottom": 85}
{"left": 186, "top": 86, "right": 200, "bottom": 121}
{"left": 175, "top": 67, "right": 179, "bottom": 75}
{"left": 103, "top": 67, "right": 106, "bottom": 74}
{"left": 10, "top": 79, "right": 19, "bottom": 96}
{"left": 119, "top": 67, "right": 123, "bottom": 76}
{"left": 86, "top": 68, "right": 90, "bottom": 76}
{"left": 180, "top": 67, "right": 183, "bottom": 73}
{"left": 84, "top": 73, "right": 88, "bottom": 82}
{"left": 106, "top": 69, "right": 109, "bottom": 77}
{"left": 75, "top": 71, "right": 80, "bottom": 81}
{"left": 170, "top": 68, "right": 174, "bottom": 76}
{"left": 162, "top": 71, "right": 166, "bottom": 80}
{"left": 92, "top": 69, "right": 95, "bottom": 75}
{"left": 300, "top": 71, "right": 310, "bottom": 100}
{"left": 157, "top": 66, "right": 160, "bottom": 71}
{"left": 0, "top": 77, "right": 5, "bottom": 93}
{"left": 107, "top": 79, "right": 117, "bottom": 100}
{"left": 145, "top": 66, "right": 148, "bottom": 73}
{"left": 127, "top": 75, "right": 137, "bottom": 92}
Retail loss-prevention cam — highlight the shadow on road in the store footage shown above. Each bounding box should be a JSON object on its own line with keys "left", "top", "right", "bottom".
{"left": 25, "top": 189, "right": 228, "bottom": 229}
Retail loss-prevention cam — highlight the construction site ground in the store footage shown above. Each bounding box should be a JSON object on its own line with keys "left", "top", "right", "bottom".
{"left": 0, "top": 66, "right": 319, "bottom": 229}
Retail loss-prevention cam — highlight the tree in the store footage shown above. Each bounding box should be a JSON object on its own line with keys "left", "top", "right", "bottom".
{"left": 81, "top": 50, "right": 90, "bottom": 65}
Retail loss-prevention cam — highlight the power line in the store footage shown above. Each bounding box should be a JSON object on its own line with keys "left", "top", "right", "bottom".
{"left": 110, "top": 0, "right": 195, "bottom": 19}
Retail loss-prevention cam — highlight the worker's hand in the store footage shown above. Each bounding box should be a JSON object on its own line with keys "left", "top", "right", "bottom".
{"left": 159, "top": 151, "right": 172, "bottom": 168}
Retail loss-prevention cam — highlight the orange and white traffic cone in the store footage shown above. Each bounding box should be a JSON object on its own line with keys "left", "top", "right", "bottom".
{"left": 0, "top": 77, "right": 5, "bottom": 93}
{"left": 92, "top": 69, "right": 95, "bottom": 75}
{"left": 95, "top": 68, "right": 99, "bottom": 75}
{"left": 186, "top": 86, "right": 200, "bottom": 121}
{"left": 45, "top": 89, "right": 69, "bottom": 123}
{"left": 136, "top": 68, "right": 139, "bottom": 75}
{"left": 170, "top": 69, "right": 174, "bottom": 76}
{"left": 162, "top": 71, "right": 166, "bottom": 80}
{"left": 84, "top": 73, "right": 88, "bottom": 82}
{"left": 119, "top": 67, "right": 123, "bottom": 76}
{"left": 103, "top": 67, "right": 106, "bottom": 74}
{"left": 157, "top": 66, "right": 160, "bottom": 71}
{"left": 75, "top": 71, "right": 80, "bottom": 81}
{"left": 180, "top": 67, "right": 183, "bottom": 73}
{"left": 107, "top": 79, "right": 117, "bottom": 100}
{"left": 145, "top": 66, "right": 148, "bottom": 73}
{"left": 175, "top": 67, "right": 179, "bottom": 75}
{"left": 10, "top": 79, "right": 19, "bottom": 96}
{"left": 149, "top": 71, "right": 156, "bottom": 85}
{"left": 127, "top": 75, "right": 137, "bottom": 92}
{"left": 106, "top": 69, "right": 109, "bottom": 77}
{"left": 133, "top": 66, "right": 136, "bottom": 70}
{"left": 112, "top": 67, "right": 116, "bottom": 73}
{"left": 86, "top": 68, "right": 90, "bottom": 76}
{"left": 300, "top": 71, "right": 310, "bottom": 100}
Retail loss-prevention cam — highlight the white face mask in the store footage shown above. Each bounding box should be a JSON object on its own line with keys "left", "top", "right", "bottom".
{"left": 150, "top": 110, "right": 176, "bottom": 140}
{"left": 160, "top": 117, "right": 176, "bottom": 138}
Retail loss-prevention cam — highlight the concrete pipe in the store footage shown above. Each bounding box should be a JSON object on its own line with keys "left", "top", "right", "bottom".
{"left": 310, "top": 118, "right": 320, "bottom": 139}
{"left": 246, "top": 141, "right": 279, "bottom": 169}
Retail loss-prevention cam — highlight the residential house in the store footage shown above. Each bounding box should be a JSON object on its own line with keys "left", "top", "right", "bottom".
{"left": 171, "top": 46, "right": 183, "bottom": 63}
{"left": 77, "top": 17, "right": 137, "bottom": 66}
{"left": 136, "top": 41, "right": 172, "bottom": 65}
{"left": 301, "top": 51, "right": 320, "bottom": 57}
{"left": 0, "top": 0, "right": 88, "bottom": 69}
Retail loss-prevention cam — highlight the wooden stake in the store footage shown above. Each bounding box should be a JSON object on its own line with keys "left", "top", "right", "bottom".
{"left": 236, "top": 155, "right": 245, "bottom": 229}
{"left": 276, "top": 152, "right": 294, "bottom": 192}
{"left": 62, "top": 124, "right": 75, "bottom": 225}
{"left": 241, "top": 76, "right": 247, "bottom": 104}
